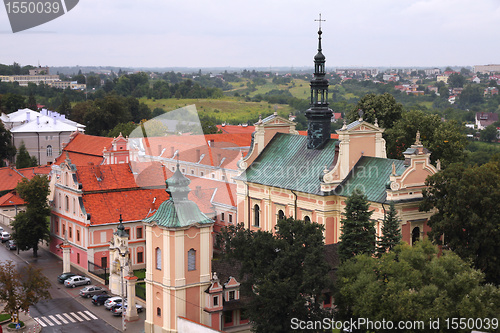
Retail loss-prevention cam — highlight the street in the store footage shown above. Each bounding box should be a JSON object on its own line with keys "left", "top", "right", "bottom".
{"left": 0, "top": 234, "right": 145, "bottom": 333}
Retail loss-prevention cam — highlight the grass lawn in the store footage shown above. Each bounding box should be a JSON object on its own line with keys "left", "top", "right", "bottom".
{"left": 0, "top": 313, "right": 10, "bottom": 322}
{"left": 139, "top": 97, "right": 294, "bottom": 124}
{"left": 134, "top": 269, "right": 146, "bottom": 279}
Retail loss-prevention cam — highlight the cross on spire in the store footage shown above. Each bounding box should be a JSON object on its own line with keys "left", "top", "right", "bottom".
{"left": 315, "top": 13, "right": 326, "bottom": 30}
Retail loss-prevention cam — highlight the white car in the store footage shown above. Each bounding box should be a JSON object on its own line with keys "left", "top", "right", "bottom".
{"left": 104, "top": 296, "right": 123, "bottom": 310}
{"left": 0, "top": 232, "right": 10, "bottom": 242}
{"left": 64, "top": 275, "right": 91, "bottom": 288}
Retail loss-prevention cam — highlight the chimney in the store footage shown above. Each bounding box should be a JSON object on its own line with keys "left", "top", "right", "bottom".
{"left": 36, "top": 116, "right": 40, "bottom": 125}
{"left": 196, "top": 149, "right": 200, "bottom": 162}
{"left": 26, "top": 112, "right": 30, "bottom": 122}
{"left": 208, "top": 140, "right": 214, "bottom": 147}
{"left": 170, "top": 146, "right": 174, "bottom": 157}
{"left": 53, "top": 117, "right": 57, "bottom": 125}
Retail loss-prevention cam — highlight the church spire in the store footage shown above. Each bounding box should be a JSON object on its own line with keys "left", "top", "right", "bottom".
{"left": 306, "top": 14, "right": 333, "bottom": 149}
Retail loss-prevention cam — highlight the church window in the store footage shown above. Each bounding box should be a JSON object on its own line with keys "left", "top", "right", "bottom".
{"left": 278, "top": 210, "right": 285, "bottom": 221}
{"left": 224, "top": 310, "right": 233, "bottom": 324}
{"left": 65, "top": 196, "right": 69, "bottom": 211}
{"left": 253, "top": 204, "right": 260, "bottom": 227}
{"left": 200, "top": 171, "right": 204, "bottom": 176}
{"left": 46, "top": 145, "right": 52, "bottom": 157}
{"left": 188, "top": 249, "right": 196, "bottom": 271}
{"left": 69, "top": 227, "right": 72, "bottom": 238}
{"left": 157, "top": 307, "right": 161, "bottom": 317}
{"left": 156, "top": 247, "right": 161, "bottom": 270}
{"left": 229, "top": 214, "right": 233, "bottom": 223}
{"left": 221, "top": 213, "right": 225, "bottom": 221}
{"left": 73, "top": 198, "right": 76, "bottom": 214}
{"left": 304, "top": 216, "right": 311, "bottom": 223}
{"left": 77, "top": 230, "right": 80, "bottom": 242}
{"left": 136, "top": 227, "right": 143, "bottom": 239}
{"left": 412, "top": 227, "right": 421, "bottom": 245}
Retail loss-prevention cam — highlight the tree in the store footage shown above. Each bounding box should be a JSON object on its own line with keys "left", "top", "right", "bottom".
{"left": 448, "top": 73, "right": 466, "bottom": 88}
{"left": 107, "top": 122, "right": 138, "bottom": 138}
{"left": 0, "top": 260, "right": 51, "bottom": 324}
{"left": 136, "top": 119, "right": 168, "bottom": 138}
{"left": 335, "top": 240, "right": 500, "bottom": 332}
{"left": 420, "top": 160, "right": 500, "bottom": 284}
{"left": 15, "top": 141, "right": 37, "bottom": 168}
{"left": 56, "top": 93, "right": 72, "bottom": 116}
{"left": 377, "top": 201, "right": 401, "bottom": 256}
{"left": 0, "top": 122, "right": 16, "bottom": 166}
{"left": 384, "top": 110, "right": 467, "bottom": 168}
{"left": 338, "top": 191, "right": 375, "bottom": 262}
{"left": 346, "top": 93, "right": 404, "bottom": 129}
{"left": 480, "top": 124, "right": 498, "bottom": 142}
{"left": 26, "top": 92, "right": 37, "bottom": 111}
{"left": 12, "top": 175, "right": 50, "bottom": 258}
{"left": 457, "top": 84, "right": 484, "bottom": 107}
{"left": 216, "top": 219, "right": 333, "bottom": 333}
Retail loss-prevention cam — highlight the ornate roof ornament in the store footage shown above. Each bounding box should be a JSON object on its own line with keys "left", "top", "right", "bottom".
{"left": 358, "top": 109, "right": 364, "bottom": 122}
{"left": 415, "top": 130, "right": 422, "bottom": 145}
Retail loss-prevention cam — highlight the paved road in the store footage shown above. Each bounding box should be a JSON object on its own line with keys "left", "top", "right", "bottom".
{"left": 0, "top": 230, "right": 145, "bottom": 332}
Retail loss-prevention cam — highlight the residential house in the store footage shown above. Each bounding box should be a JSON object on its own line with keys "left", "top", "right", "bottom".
{"left": 475, "top": 112, "right": 499, "bottom": 130}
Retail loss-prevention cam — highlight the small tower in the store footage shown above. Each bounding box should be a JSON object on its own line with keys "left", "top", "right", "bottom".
{"left": 143, "top": 163, "right": 214, "bottom": 333}
{"left": 305, "top": 15, "right": 333, "bottom": 149}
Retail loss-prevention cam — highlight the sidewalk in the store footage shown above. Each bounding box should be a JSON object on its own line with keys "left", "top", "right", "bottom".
{"left": 2, "top": 237, "right": 146, "bottom": 332}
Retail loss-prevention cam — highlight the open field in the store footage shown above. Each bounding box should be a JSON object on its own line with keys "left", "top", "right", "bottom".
{"left": 139, "top": 97, "right": 295, "bottom": 124}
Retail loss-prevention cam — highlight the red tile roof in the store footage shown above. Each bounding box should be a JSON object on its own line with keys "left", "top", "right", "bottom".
{"left": 17, "top": 165, "right": 52, "bottom": 179}
{"left": 82, "top": 188, "right": 169, "bottom": 225}
{"left": 53, "top": 132, "right": 112, "bottom": 166}
{"left": 0, "top": 167, "right": 25, "bottom": 192}
{"left": 76, "top": 163, "right": 137, "bottom": 192}
{"left": 0, "top": 191, "right": 25, "bottom": 207}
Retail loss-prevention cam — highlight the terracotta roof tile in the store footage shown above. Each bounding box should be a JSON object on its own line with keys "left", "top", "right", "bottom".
{"left": 53, "top": 132, "right": 112, "bottom": 166}
{"left": 83, "top": 189, "right": 169, "bottom": 225}
{"left": 17, "top": 165, "right": 52, "bottom": 179}
{"left": 0, "top": 167, "right": 25, "bottom": 192}
{"left": 216, "top": 125, "right": 255, "bottom": 134}
{"left": 76, "top": 163, "right": 137, "bottom": 192}
{"left": 0, "top": 191, "right": 25, "bottom": 207}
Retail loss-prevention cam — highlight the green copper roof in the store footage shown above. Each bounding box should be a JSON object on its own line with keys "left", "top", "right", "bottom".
{"left": 143, "top": 163, "right": 212, "bottom": 228}
{"left": 335, "top": 156, "right": 406, "bottom": 203}
{"left": 143, "top": 198, "right": 213, "bottom": 228}
{"left": 238, "top": 133, "right": 338, "bottom": 195}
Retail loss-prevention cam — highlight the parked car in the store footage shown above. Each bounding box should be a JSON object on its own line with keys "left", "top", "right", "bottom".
{"left": 0, "top": 232, "right": 10, "bottom": 242}
{"left": 91, "top": 294, "right": 111, "bottom": 306}
{"left": 57, "top": 273, "right": 77, "bottom": 284}
{"left": 64, "top": 275, "right": 91, "bottom": 288}
{"left": 79, "top": 286, "right": 107, "bottom": 298}
{"left": 0, "top": 227, "right": 4, "bottom": 233}
{"left": 104, "top": 296, "right": 123, "bottom": 310}
{"left": 111, "top": 303, "right": 144, "bottom": 316}
{"left": 5, "top": 240, "right": 16, "bottom": 250}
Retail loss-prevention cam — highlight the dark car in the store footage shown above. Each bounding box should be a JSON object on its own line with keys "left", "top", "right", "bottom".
{"left": 92, "top": 294, "right": 111, "bottom": 306}
{"left": 79, "top": 286, "right": 107, "bottom": 298}
{"left": 5, "top": 240, "right": 16, "bottom": 250}
{"left": 57, "top": 272, "right": 77, "bottom": 284}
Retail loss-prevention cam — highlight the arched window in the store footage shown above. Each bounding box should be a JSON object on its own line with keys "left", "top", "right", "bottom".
{"left": 278, "top": 210, "right": 285, "bottom": 221}
{"left": 412, "top": 227, "right": 421, "bottom": 245}
{"left": 157, "top": 307, "right": 161, "bottom": 317}
{"left": 253, "top": 204, "right": 260, "bottom": 227}
{"left": 65, "top": 196, "right": 69, "bottom": 211}
{"left": 304, "top": 216, "right": 311, "bottom": 223}
{"left": 155, "top": 247, "right": 162, "bottom": 270}
{"left": 46, "top": 145, "right": 52, "bottom": 157}
{"left": 188, "top": 249, "right": 196, "bottom": 271}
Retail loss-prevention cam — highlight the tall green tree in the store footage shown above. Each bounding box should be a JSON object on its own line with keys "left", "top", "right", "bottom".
{"left": 335, "top": 240, "right": 500, "bottom": 332}
{"left": 57, "top": 93, "right": 72, "bottom": 116}
{"left": 338, "top": 191, "right": 375, "bottom": 262}
{"left": 447, "top": 73, "right": 466, "bottom": 88}
{"left": 216, "top": 218, "right": 333, "bottom": 333}
{"left": 0, "top": 260, "right": 51, "bottom": 324}
{"left": 0, "top": 122, "right": 16, "bottom": 166}
{"left": 15, "top": 141, "right": 37, "bottom": 168}
{"left": 377, "top": 201, "right": 401, "bottom": 256}
{"left": 26, "top": 92, "right": 37, "bottom": 111}
{"left": 11, "top": 175, "right": 50, "bottom": 258}
{"left": 420, "top": 160, "right": 500, "bottom": 284}
{"left": 385, "top": 110, "right": 467, "bottom": 167}
{"left": 346, "top": 93, "right": 404, "bottom": 129}
{"left": 480, "top": 124, "right": 498, "bottom": 142}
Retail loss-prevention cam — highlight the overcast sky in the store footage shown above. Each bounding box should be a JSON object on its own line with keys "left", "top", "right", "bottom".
{"left": 1, "top": 0, "right": 500, "bottom": 69}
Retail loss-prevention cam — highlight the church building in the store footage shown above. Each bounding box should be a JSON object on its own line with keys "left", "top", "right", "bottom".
{"left": 235, "top": 27, "right": 438, "bottom": 246}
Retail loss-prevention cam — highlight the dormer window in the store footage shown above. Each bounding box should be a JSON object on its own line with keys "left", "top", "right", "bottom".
{"left": 228, "top": 290, "right": 235, "bottom": 301}
{"left": 213, "top": 296, "right": 219, "bottom": 306}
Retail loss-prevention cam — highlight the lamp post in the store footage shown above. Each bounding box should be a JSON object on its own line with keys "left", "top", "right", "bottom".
{"left": 114, "top": 248, "right": 129, "bottom": 331}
